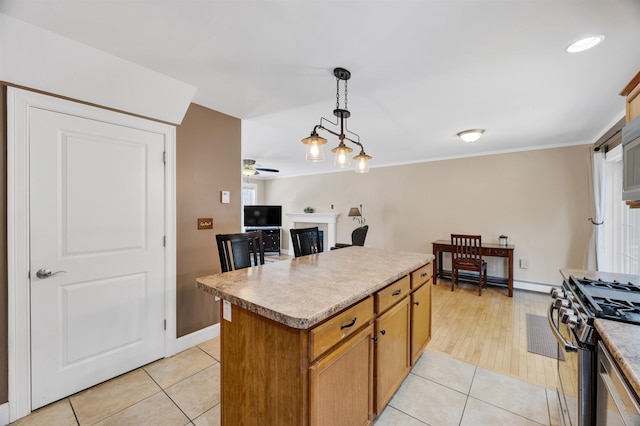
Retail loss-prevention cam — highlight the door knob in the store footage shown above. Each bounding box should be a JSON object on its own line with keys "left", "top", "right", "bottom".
{"left": 36, "top": 268, "right": 66, "bottom": 279}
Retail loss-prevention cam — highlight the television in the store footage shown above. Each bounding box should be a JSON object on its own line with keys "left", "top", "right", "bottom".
{"left": 244, "top": 205, "right": 282, "bottom": 227}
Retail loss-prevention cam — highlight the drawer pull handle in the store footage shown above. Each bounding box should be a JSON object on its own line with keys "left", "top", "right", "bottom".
{"left": 340, "top": 317, "right": 357, "bottom": 330}
{"left": 421, "top": 272, "right": 428, "bottom": 277}
{"left": 414, "top": 301, "right": 420, "bottom": 306}
{"left": 380, "top": 329, "right": 386, "bottom": 335}
{"left": 392, "top": 289, "right": 402, "bottom": 296}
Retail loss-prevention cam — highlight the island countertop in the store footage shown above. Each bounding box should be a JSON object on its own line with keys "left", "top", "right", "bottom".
{"left": 196, "top": 246, "right": 434, "bottom": 329}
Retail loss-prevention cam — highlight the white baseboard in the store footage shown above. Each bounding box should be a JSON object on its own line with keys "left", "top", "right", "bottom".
{"left": 174, "top": 322, "right": 220, "bottom": 353}
{"left": 0, "top": 402, "right": 8, "bottom": 426}
{"left": 514, "top": 280, "right": 558, "bottom": 294}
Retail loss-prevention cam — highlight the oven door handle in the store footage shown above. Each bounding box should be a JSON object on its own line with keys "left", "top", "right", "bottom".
{"left": 547, "top": 303, "right": 578, "bottom": 353}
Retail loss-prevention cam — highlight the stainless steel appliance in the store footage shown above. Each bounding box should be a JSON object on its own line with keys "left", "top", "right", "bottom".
{"left": 597, "top": 341, "right": 640, "bottom": 425}
{"left": 548, "top": 276, "right": 640, "bottom": 426}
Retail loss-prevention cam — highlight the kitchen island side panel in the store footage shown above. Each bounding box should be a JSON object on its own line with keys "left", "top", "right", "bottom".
{"left": 221, "top": 302, "right": 309, "bottom": 425}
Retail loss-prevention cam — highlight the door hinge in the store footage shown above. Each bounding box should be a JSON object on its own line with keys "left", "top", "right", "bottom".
{"left": 164, "top": 319, "right": 167, "bottom": 330}
{"left": 163, "top": 236, "right": 166, "bottom": 247}
{"left": 163, "top": 151, "right": 167, "bottom": 164}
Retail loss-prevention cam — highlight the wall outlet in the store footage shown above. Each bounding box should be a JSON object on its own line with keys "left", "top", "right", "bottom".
{"left": 519, "top": 259, "right": 529, "bottom": 269}
{"left": 221, "top": 190, "right": 230, "bottom": 204}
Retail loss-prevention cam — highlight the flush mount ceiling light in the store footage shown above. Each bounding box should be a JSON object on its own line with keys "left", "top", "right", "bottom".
{"left": 457, "top": 129, "right": 485, "bottom": 143}
{"left": 301, "top": 67, "right": 372, "bottom": 173}
{"left": 565, "top": 35, "right": 604, "bottom": 53}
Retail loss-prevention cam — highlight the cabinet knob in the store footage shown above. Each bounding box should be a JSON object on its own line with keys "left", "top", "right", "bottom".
{"left": 380, "top": 329, "right": 386, "bottom": 335}
{"left": 372, "top": 336, "right": 378, "bottom": 343}
{"left": 414, "top": 301, "right": 420, "bottom": 306}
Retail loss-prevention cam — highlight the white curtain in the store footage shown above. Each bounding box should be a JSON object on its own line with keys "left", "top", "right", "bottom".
{"left": 585, "top": 149, "right": 606, "bottom": 270}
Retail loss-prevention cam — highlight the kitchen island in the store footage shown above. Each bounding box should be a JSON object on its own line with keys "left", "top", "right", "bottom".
{"left": 197, "top": 246, "right": 434, "bottom": 425}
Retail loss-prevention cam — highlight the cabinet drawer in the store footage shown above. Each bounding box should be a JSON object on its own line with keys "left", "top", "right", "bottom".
{"left": 487, "top": 248, "right": 509, "bottom": 257}
{"left": 375, "top": 275, "right": 410, "bottom": 314}
{"left": 410, "top": 263, "right": 432, "bottom": 289}
{"left": 309, "top": 297, "right": 374, "bottom": 361}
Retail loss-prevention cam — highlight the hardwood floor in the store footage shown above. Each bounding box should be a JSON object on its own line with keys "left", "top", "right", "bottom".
{"left": 428, "top": 279, "right": 557, "bottom": 390}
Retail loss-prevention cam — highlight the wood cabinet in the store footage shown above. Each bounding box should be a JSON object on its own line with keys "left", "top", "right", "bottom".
{"left": 309, "top": 324, "right": 374, "bottom": 426}
{"left": 411, "top": 280, "right": 432, "bottom": 364}
{"left": 621, "top": 70, "right": 640, "bottom": 123}
{"left": 375, "top": 296, "right": 411, "bottom": 412}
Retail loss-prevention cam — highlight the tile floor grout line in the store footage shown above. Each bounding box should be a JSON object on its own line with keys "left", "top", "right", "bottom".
{"left": 465, "top": 395, "right": 549, "bottom": 426}
{"left": 382, "top": 404, "right": 429, "bottom": 425}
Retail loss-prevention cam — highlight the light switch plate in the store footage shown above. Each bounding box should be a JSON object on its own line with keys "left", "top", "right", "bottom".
{"left": 221, "top": 190, "right": 230, "bottom": 204}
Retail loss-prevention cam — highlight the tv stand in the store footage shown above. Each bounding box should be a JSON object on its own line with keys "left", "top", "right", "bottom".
{"left": 245, "top": 226, "right": 281, "bottom": 255}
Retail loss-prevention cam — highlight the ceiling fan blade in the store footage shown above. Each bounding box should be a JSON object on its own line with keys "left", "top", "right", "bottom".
{"left": 256, "top": 167, "right": 279, "bottom": 173}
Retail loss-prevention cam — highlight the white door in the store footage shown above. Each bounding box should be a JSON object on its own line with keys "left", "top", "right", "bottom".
{"left": 29, "top": 107, "right": 166, "bottom": 409}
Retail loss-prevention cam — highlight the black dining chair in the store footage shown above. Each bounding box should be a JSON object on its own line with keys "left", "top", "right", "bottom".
{"left": 290, "top": 227, "right": 322, "bottom": 257}
{"left": 215, "top": 231, "right": 265, "bottom": 272}
{"left": 332, "top": 225, "right": 369, "bottom": 250}
{"left": 451, "top": 234, "right": 487, "bottom": 296}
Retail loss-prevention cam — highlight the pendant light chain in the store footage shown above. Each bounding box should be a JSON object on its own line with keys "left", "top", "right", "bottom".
{"left": 336, "top": 77, "right": 340, "bottom": 110}
{"left": 344, "top": 78, "right": 348, "bottom": 111}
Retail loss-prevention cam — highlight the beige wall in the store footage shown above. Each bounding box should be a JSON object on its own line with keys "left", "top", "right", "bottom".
{"left": 265, "top": 145, "right": 593, "bottom": 285}
{"left": 176, "top": 103, "right": 241, "bottom": 337}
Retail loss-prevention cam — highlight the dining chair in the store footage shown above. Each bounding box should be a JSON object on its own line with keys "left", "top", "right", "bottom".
{"left": 216, "top": 231, "right": 265, "bottom": 272}
{"left": 451, "top": 234, "right": 487, "bottom": 296}
{"left": 332, "top": 225, "right": 369, "bottom": 250}
{"left": 290, "top": 227, "right": 322, "bottom": 257}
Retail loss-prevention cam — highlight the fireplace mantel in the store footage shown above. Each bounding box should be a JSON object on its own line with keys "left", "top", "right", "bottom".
{"left": 285, "top": 213, "right": 340, "bottom": 255}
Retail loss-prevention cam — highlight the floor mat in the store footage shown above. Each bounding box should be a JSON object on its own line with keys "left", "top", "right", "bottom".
{"left": 526, "top": 313, "right": 564, "bottom": 360}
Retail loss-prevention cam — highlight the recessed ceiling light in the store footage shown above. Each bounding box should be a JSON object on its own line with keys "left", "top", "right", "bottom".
{"left": 565, "top": 35, "right": 604, "bottom": 53}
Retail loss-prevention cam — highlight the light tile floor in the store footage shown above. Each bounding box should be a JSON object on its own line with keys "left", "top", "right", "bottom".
{"left": 11, "top": 337, "right": 559, "bottom": 425}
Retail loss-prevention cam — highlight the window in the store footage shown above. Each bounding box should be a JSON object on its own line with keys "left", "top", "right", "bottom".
{"left": 603, "top": 146, "right": 640, "bottom": 274}
{"left": 242, "top": 183, "right": 257, "bottom": 206}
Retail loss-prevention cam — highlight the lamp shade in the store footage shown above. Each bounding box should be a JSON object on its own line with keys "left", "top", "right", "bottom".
{"left": 353, "top": 152, "right": 371, "bottom": 173}
{"left": 457, "top": 129, "right": 485, "bottom": 143}
{"left": 302, "top": 132, "right": 327, "bottom": 161}
{"left": 332, "top": 144, "right": 353, "bottom": 168}
{"left": 348, "top": 207, "right": 361, "bottom": 217}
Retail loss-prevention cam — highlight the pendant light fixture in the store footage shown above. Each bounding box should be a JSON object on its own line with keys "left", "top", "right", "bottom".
{"left": 301, "top": 68, "right": 372, "bottom": 173}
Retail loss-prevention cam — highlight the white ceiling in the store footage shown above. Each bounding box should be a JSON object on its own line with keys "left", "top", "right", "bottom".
{"left": 2, "top": 0, "right": 639, "bottom": 178}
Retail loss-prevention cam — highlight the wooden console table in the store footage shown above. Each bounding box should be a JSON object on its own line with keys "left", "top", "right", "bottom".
{"left": 431, "top": 240, "right": 515, "bottom": 297}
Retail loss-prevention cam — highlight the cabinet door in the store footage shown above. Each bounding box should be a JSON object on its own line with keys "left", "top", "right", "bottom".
{"left": 309, "top": 324, "right": 374, "bottom": 426}
{"left": 411, "top": 281, "right": 432, "bottom": 365}
{"left": 375, "top": 297, "right": 410, "bottom": 412}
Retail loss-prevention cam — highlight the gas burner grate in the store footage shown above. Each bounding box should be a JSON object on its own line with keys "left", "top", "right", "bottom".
{"left": 591, "top": 296, "right": 640, "bottom": 324}
{"left": 579, "top": 277, "right": 640, "bottom": 292}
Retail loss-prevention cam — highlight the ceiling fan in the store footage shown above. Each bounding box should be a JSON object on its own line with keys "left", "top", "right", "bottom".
{"left": 242, "top": 159, "right": 280, "bottom": 176}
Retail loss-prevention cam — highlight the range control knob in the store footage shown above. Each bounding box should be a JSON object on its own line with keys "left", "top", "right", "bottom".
{"left": 560, "top": 308, "right": 575, "bottom": 324}
{"left": 554, "top": 298, "right": 570, "bottom": 309}
{"left": 550, "top": 288, "right": 562, "bottom": 298}
{"left": 566, "top": 315, "right": 579, "bottom": 328}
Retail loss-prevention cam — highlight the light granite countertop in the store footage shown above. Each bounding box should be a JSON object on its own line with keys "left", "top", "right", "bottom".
{"left": 560, "top": 268, "right": 640, "bottom": 398}
{"left": 197, "top": 246, "right": 433, "bottom": 329}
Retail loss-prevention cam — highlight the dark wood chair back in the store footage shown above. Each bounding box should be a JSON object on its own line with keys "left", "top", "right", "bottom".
{"left": 451, "top": 234, "right": 487, "bottom": 295}
{"left": 290, "top": 227, "right": 321, "bottom": 257}
{"left": 216, "top": 231, "right": 265, "bottom": 272}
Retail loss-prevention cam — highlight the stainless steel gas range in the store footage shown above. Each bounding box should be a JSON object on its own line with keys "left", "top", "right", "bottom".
{"left": 548, "top": 274, "right": 640, "bottom": 426}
